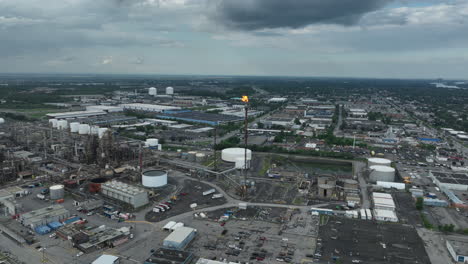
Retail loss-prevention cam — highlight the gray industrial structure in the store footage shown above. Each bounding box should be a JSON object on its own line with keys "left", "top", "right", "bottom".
{"left": 101, "top": 181, "right": 149, "bottom": 208}
{"left": 163, "top": 226, "right": 196, "bottom": 249}
{"left": 19, "top": 204, "right": 70, "bottom": 229}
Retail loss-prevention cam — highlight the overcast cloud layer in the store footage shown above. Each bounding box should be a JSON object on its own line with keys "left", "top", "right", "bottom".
{"left": 0, "top": 0, "right": 467, "bottom": 79}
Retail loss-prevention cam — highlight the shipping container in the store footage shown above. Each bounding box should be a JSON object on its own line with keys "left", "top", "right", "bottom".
{"left": 203, "top": 189, "right": 216, "bottom": 196}
{"left": 212, "top": 194, "right": 224, "bottom": 199}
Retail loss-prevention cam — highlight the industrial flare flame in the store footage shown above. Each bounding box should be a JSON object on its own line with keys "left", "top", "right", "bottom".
{"left": 241, "top": 95, "right": 249, "bottom": 103}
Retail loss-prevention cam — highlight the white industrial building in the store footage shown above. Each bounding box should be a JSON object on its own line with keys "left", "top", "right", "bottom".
{"left": 429, "top": 171, "right": 468, "bottom": 191}
{"left": 196, "top": 259, "right": 239, "bottom": 264}
{"left": 19, "top": 205, "right": 70, "bottom": 229}
{"left": 92, "top": 255, "right": 120, "bottom": 264}
{"left": 119, "top": 103, "right": 180, "bottom": 113}
{"left": 267, "top": 97, "right": 288, "bottom": 103}
{"left": 101, "top": 181, "right": 149, "bottom": 208}
{"left": 85, "top": 105, "right": 124, "bottom": 113}
{"left": 372, "top": 192, "right": 396, "bottom": 211}
{"left": 46, "top": 110, "right": 107, "bottom": 119}
{"left": 373, "top": 209, "right": 398, "bottom": 222}
{"left": 162, "top": 226, "right": 196, "bottom": 249}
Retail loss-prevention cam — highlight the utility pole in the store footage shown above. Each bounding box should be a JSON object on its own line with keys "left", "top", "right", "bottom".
{"left": 242, "top": 95, "right": 249, "bottom": 199}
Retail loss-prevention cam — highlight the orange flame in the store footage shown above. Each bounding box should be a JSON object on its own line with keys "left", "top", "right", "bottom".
{"left": 241, "top": 95, "right": 249, "bottom": 103}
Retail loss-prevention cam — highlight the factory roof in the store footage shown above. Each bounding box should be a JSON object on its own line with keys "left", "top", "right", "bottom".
{"left": 102, "top": 181, "right": 147, "bottom": 195}
{"left": 21, "top": 205, "right": 69, "bottom": 221}
{"left": 120, "top": 103, "right": 181, "bottom": 112}
{"left": 447, "top": 236, "right": 468, "bottom": 256}
{"left": 432, "top": 171, "right": 468, "bottom": 186}
{"left": 164, "top": 226, "right": 196, "bottom": 243}
{"left": 373, "top": 209, "right": 398, "bottom": 218}
{"left": 187, "top": 127, "right": 214, "bottom": 133}
{"left": 157, "top": 111, "right": 243, "bottom": 125}
{"left": 0, "top": 186, "right": 25, "bottom": 199}
{"left": 196, "top": 259, "right": 240, "bottom": 264}
{"left": 46, "top": 110, "right": 107, "bottom": 119}
{"left": 92, "top": 255, "right": 120, "bottom": 264}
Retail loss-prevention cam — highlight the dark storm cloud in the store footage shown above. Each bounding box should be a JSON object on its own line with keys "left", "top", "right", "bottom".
{"left": 213, "top": 0, "right": 393, "bottom": 30}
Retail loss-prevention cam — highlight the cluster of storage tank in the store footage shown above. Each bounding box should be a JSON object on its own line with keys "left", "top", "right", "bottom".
{"left": 179, "top": 150, "right": 207, "bottom": 163}
{"left": 368, "top": 158, "right": 395, "bottom": 183}
{"left": 147, "top": 86, "right": 174, "bottom": 96}
{"left": 48, "top": 119, "right": 109, "bottom": 138}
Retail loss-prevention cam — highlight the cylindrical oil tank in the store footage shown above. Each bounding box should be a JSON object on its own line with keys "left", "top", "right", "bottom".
{"left": 49, "top": 119, "right": 58, "bottom": 128}
{"left": 57, "top": 120, "right": 68, "bottom": 130}
{"left": 343, "top": 179, "right": 358, "bottom": 189}
{"left": 368, "top": 157, "right": 392, "bottom": 168}
{"left": 49, "top": 185, "right": 65, "bottom": 199}
{"left": 166, "top": 86, "right": 174, "bottom": 95}
{"left": 0, "top": 118, "right": 4, "bottom": 124}
{"left": 69, "top": 122, "right": 80, "bottom": 133}
{"left": 89, "top": 177, "right": 107, "bottom": 193}
{"left": 187, "top": 151, "right": 197, "bottom": 162}
{"left": 196, "top": 153, "right": 206, "bottom": 163}
{"left": 369, "top": 165, "right": 395, "bottom": 182}
{"left": 221, "top": 148, "right": 252, "bottom": 163}
{"left": 78, "top": 124, "right": 90, "bottom": 135}
{"left": 98, "top": 128, "right": 108, "bottom": 139}
{"left": 318, "top": 176, "right": 336, "bottom": 186}
{"left": 235, "top": 157, "right": 251, "bottom": 169}
{"left": 318, "top": 184, "right": 334, "bottom": 198}
{"left": 146, "top": 138, "right": 159, "bottom": 147}
{"left": 142, "top": 170, "right": 168, "bottom": 188}
{"left": 149, "top": 87, "right": 157, "bottom": 96}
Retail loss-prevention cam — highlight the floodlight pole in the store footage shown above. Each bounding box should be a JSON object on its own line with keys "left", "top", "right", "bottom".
{"left": 244, "top": 102, "right": 248, "bottom": 198}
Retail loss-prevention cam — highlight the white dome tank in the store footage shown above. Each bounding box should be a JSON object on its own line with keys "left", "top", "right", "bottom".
{"left": 369, "top": 165, "right": 395, "bottom": 182}
{"left": 146, "top": 138, "right": 159, "bottom": 147}
{"left": 166, "top": 86, "right": 174, "bottom": 95}
{"left": 368, "top": 158, "right": 392, "bottom": 168}
{"left": 69, "top": 122, "right": 80, "bottom": 133}
{"left": 78, "top": 124, "right": 90, "bottom": 135}
{"left": 49, "top": 119, "right": 58, "bottom": 128}
{"left": 57, "top": 120, "right": 68, "bottom": 130}
{"left": 0, "top": 118, "right": 5, "bottom": 124}
{"left": 149, "top": 87, "right": 157, "bottom": 96}
{"left": 235, "top": 157, "right": 251, "bottom": 169}
{"left": 49, "top": 185, "right": 65, "bottom": 199}
{"left": 222, "top": 148, "right": 252, "bottom": 163}
{"left": 98, "top": 128, "right": 109, "bottom": 139}
{"left": 142, "top": 170, "right": 167, "bottom": 188}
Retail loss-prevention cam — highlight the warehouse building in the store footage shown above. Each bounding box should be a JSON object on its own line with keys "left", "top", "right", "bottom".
{"left": 76, "top": 226, "right": 131, "bottom": 253}
{"left": 163, "top": 226, "right": 196, "bottom": 249}
{"left": 0, "top": 186, "right": 28, "bottom": 200}
{"left": 196, "top": 259, "right": 240, "bottom": 264}
{"left": 373, "top": 209, "right": 398, "bottom": 222}
{"left": 120, "top": 103, "right": 181, "bottom": 113}
{"left": 429, "top": 171, "right": 468, "bottom": 191}
{"left": 446, "top": 236, "right": 468, "bottom": 263}
{"left": 144, "top": 248, "right": 194, "bottom": 264}
{"left": 372, "top": 192, "right": 396, "bottom": 211}
{"left": 46, "top": 110, "right": 107, "bottom": 119}
{"left": 19, "top": 205, "right": 70, "bottom": 229}
{"left": 101, "top": 181, "right": 149, "bottom": 208}
{"left": 92, "top": 255, "right": 120, "bottom": 264}
{"left": 157, "top": 111, "right": 243, "bottom": 126}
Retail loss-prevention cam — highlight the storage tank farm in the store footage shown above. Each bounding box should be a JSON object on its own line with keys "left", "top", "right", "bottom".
{"left": 49, "top": 185, "right": 65, "bottom": 199}
{"left": 221, "top": 147, "right": 252, "bottom": 169}
{"left": 142, "top": 170, "right": 168, "bottom": 188}
{"left": 69, "top": 122, "right": 80, "bottom": 133}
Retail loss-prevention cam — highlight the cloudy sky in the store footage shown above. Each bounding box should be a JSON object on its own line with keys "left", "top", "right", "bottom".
{"left": 1, "top": 0, "right": 467, "bottom": 79}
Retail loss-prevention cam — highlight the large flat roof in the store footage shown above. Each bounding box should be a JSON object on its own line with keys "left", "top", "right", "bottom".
{"left": 432, "top": 171, "right": 468, "bottom": 185}
{"left": 47, "top": 110, "right": 107, "bottom": 119}
{"left": 164, "top": 226, "right": 195, "bottom": 243}
{"left": 92, "top": 255, "right": 119, "bottom": 264}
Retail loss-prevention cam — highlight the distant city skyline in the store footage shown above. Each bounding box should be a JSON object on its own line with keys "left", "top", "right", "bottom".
{"left": 1, "top": 0, "right": 467, "bottom": 79}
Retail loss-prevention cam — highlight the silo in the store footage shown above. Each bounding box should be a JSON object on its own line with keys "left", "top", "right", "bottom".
{"left": 49, "top": 119, "right": 58, "bottom": 128}
{"left": 57, "top": 120, "right": 68, "bottom": 130}
{"left": 70, "top": 122, "right": 80, "bottom": 133}
{"left": 318, "top": 184, "right": 334, "bottom": 198}
{"left": 343, "top": 179, "right": 358, "bottom": 190}
{"left": 49, "top": 185, "right": 65, "bottom": 199}
{"left": 78, "top": 124, "right": 90, "bottom": 135}
{"left": 196, "top": 153, "right": 206, "bottom": 163}
{"left": 166, "top": 86, "right": 174, "bottom": 95}
{"left": 149, "top": 87, "right": 157, "bottom": 96}
{"left": 142, "top": 170, "right": 168, "bottom": 188}
{"left": 368, "top": 158, "right": 392, "bottom": 168}
{"left": 221, "top": 148, "right": 252, "bottom": 163}
{"left": 369, "top": 165, "right": 395, "bottom": 182}
{"left": 187, "top": 151, "right": 197, "bottom": 162}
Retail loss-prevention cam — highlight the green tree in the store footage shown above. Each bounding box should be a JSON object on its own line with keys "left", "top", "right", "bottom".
{"left": 416, "top": 197, "right": 424, "bottom": 210}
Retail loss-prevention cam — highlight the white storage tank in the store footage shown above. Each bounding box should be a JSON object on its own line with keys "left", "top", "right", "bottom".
{"left": 57, "top": 120, "right": 68, "bottom": 130}
{"left": 149, "top": 87, "right": 157, "bottom": 96}
{"left": 142, "top": 170, "right": 168, "bottom": 188}
{"left": 78, "top": 124, "right": 90, "bottom": 135}
{"left": 146, "top": 138, "right": 159, "bottom": 147}
{"left": 369, "top": 165, "right": 395, "bottom": 182}
{"left": 166, "top": 86, "right": 174, "bottom": 95}
{"left": 98, "top": 128, "right": 109, "bottom": 139}
{"left": 49, "top": 185, "right": 65, "bottom": 199}
{"left": 49, "top": 119, "right": 58, "bottom": 128}
{"left": 368, "top": 158, "right": 392, "bottom": 168}
{"left": 222, "top": 148, "right": 252, "bottom": 163}
{"left": 90, "top": 126, "right": 99, "bottom": 135}
{"left": 235, "top": 157, "right": 250, "bottom": 169}
{"left": 69, "top": 122, "right": 80, "bottom": 133}
{"left": 0, "top": 118, "right": 4, "bottom": 124}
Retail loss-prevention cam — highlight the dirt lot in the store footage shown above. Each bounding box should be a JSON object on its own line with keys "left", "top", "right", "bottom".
{"left": 393, "top": 191, "right": 423, "bottom": 226}
{"left": 318, "top": 216, "right": 431, "bottom": 264}
{"left": 145, "top": 179, "right": 227, "bottom": 222}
